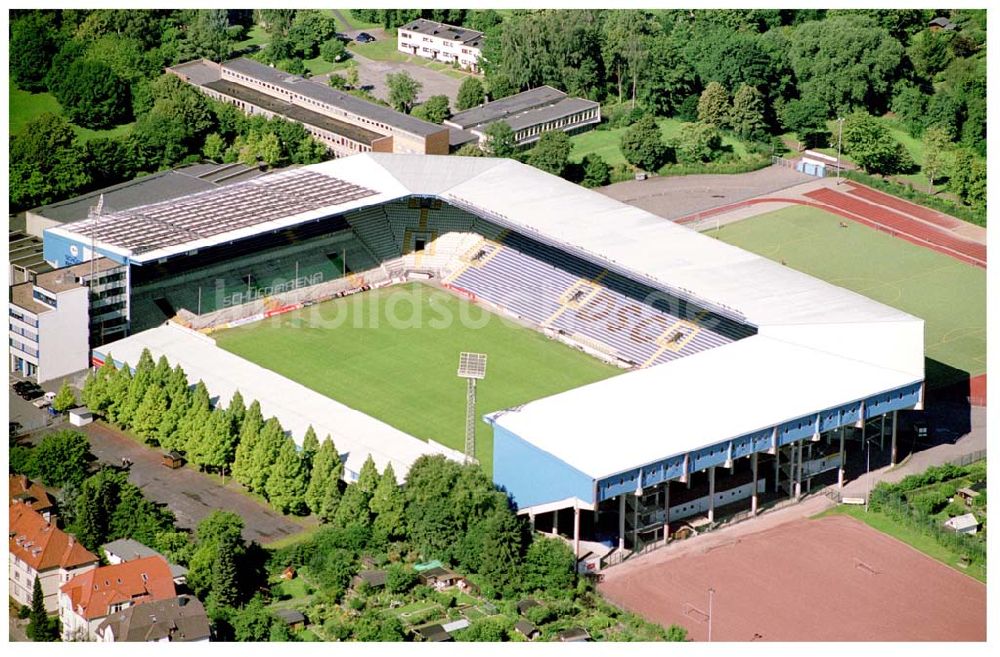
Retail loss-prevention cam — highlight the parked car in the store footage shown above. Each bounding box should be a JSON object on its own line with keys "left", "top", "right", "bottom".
{"left": 356, "top": 32, "right": 375, "bottom": 43}
{"left": 32, "top": 397, "right": 50, "bottom": 409}
{"left": 13, "top": 380, "right": 37, "bottom": 393}
{"left": 19, "top": 388, "right": 44, "bottom": 401}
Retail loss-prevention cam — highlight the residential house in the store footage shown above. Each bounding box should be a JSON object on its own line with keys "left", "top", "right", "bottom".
{"left": 9, "top": 474, "right": 56, "bottom": 519}
{"left": 102, "top": 538, "right": 189, "bottom": 585}
{"left": 96, "top": 594, "right": 210, "bottom": 642}
{"left": 59, "top": 555, "right": 177, "bottom": 641}
{"left": 9, "top": 500, "right": 99, "bottom": 613}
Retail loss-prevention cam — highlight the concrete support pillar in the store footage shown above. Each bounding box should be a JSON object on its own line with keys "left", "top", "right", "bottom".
{"left": 751, "top": 452, "right": 759, "bottom": 515}
{"left": 806, "top": 443, "right": 813, "bottom": 493}
{"left": 529, "top": 512, "right": 535, "bottom": 533}
{"left": 838, "top": 426, "right": 846, "bottom": 488}
{"left": 890, "top": 410, "right": 899, "bottom": 466}
{"left": 618, "top": 494, "right": 626, "bottom": 551}
{"left": 793, "top": 442, "right": 802, "bottom": 500}
{"left": 552, "top": 508, "right": 559, "bottom": 536}
{"left": 663, "top": 482, "right": 671, "bottom": 541}
{"left": 880, "top": 413, "right": 886, "bottom": 451}
{"left": 707, "top": 466, "right": 716, "bottom": 523}
{"left": 573, "top": 504, "right": 581, "bottom": 559}
{"left": 774, "top": 447, "right": 781, "bottom": 493}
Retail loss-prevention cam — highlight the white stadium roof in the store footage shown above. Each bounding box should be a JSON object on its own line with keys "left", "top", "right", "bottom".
{"left": 89, "top": 154, "right": 923, "bottom": 486}
{"left": 94, "top": 323, "right": 465, "bottom": 481}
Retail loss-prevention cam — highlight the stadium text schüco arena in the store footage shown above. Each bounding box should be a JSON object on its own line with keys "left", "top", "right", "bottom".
{"left": 47, "top": 154, "right": 924, "bottom": 558}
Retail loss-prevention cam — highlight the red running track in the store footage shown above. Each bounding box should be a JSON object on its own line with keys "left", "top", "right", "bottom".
{"left": 845, "top": 182, "right": 962, "bottom": 230}
{"left": 804, "top": 188, "right": 986, "bottom": 267}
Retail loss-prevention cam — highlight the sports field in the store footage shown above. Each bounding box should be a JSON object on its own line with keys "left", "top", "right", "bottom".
{"left": 214, "top": 283, "right": 621, "bottom": 473}
{"left": 712, "top": 205, "right": 987, "bottom": 386}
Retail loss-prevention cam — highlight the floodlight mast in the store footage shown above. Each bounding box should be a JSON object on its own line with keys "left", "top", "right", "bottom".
{"left": 457, "top": 352, "right": 488, "bottom": 463}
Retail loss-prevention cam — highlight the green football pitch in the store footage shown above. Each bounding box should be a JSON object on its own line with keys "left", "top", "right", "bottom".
{"left": 711, "top": 205, "right": 986, "bottom": 387}
{"left": 214, "top": 283, "right": 621, "bottom": 473}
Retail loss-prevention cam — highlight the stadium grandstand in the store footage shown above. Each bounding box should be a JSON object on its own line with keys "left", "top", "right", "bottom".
{"left": 47, "top": 154, "right": 924, "bottom": 562}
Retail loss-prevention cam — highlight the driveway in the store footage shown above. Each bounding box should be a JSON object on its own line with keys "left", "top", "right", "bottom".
{"left": 78, "top": 422, "right": 308, "bottom": 545}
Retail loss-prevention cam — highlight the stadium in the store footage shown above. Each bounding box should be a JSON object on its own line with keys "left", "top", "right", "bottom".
{"left": 45, "top": 153, "right": 925, "bottom": 560}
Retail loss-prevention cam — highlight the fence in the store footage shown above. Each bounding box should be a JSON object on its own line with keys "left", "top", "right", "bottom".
{"left": 946, "top": 449, "right": 987, "bottom": 468}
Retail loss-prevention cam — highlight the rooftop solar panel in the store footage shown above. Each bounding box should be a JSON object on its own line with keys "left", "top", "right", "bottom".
{"left": 62, "top": 169, "right": 376, "bottom": 255}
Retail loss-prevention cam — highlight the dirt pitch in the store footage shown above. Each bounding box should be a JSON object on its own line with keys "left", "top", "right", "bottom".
{"left": 600, "top": 515, "right": 986, "bottom": 642}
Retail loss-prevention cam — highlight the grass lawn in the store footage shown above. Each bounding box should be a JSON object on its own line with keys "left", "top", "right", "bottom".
{"left": 9, "top": 80, "right": 134, "bottom": 142}
{"left": 713, "top": 205, "right": 986, "bottom": 384}
{"left": 347, "top": 32, "right": 408, "bottom": 63}
{"left": 570, "top": 118, "right": 749, "bottom": 167}
{"left": 815, "top": 505, "right": 986, "bottom": 582}
{"left": 263, "top": 524, "right": 322, "bottom": 549}
{"left": 274, "top": 577, "right": 311, "bottom": 600}
{"left": 296, "top": 628, "right": 321, "bottom": 641}
{"left": 234, "top": 24, "right": 269, "bottom": 51}
{"left": 215, "top": 283, "right": 620, "bottom": 473}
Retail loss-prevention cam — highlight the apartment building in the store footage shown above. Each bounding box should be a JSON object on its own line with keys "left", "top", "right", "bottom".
{"left": 9, "top": 258, "right": 128, "bottom": 382}
{"left": 398, "top": 19, "right": 485, "bottom": 72}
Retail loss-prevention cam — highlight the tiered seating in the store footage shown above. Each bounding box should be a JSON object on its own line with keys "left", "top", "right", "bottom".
{"left": 345, "top": 207, "right": 400, "bottom": 261}
{"left": 449, "top": 232, "right": 754, "bottom": 366}
{"left": 382, "top": 201, "right": 423, "bottom": 245}
{"left": 451, "top": 244, "right": 576, "bottom": 324}
{"left": 424, "top": 205, "right": 476, "bottom": 234}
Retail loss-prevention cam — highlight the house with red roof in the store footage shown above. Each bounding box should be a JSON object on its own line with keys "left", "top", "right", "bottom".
{"left": 59, "top": 555, "right": 177, "bottom": 642}
{"left": 9, "top": 500, "right": 99, "bottom": 613}
{"left": 9, "top": 474, "right": 57, "bottom": 519}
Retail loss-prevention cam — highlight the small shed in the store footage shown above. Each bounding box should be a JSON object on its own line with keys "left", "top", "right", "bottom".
{"left": 419, "top": 566, "right": 462, "bottom": 590}
{"left": 514, "top": 620, "right": 540, "bottom": 641}
{"left": 281, "top": 566, "right": 296, "bottom": 580}
{"left": 414, "top": 623, "right": 453, "bottom": 642}
{"left": 516, "top": 599, "right": 540, "bottom": 616}
{"left": 273, "top": 608, "right": 306, "bottom": 631}
{"left": 928, "top": 16, "right": 958, "bottom": 31}
{"left": 557, "top": 627, "right": 592, "bottom": 642}
{"left": 354, "top": 569, "right": 387, "bottom": 590}
{"left": 68, "top": 408, "right": 93, "bottom": 427}
{"left": 944, "top": 513, "right": 980, "bottom": 535}
{"left": 955, "top": 487, "right": 981, "bottom": 507}
{"left": 162, "top": 450, "right": 184, "bottom": 469}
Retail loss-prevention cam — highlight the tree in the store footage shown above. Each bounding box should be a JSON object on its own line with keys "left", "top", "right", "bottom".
{"left": 133, "top": 383, "right": 168, "bottom": 443}
{"left": 232, "top": 400, "right": 264, "bottom": 487}
{"left": 27, "top": 575, "right": 57, "bottom": 641}
{"left": 781, "top": 97, "right": 829, "bottom": 149}
{"left": 730, "top": 84, "right": 768, "bottom": 141}
{"left": 334, "top": 479, "right": 373, "bottom": 529}
{"left": 320, "top": 37, "right": 346, "bottom": 64}
{"left": 179, "top": 381, "right": 212, "bottom": 456}
{"left": 301, "top": 425, "right": 319, "bottom": 473}
{"left": 247, "top": 417, "right": 285, "bottom": 494}
{"left": 201, "top": 408, "right": 238, "bottom": 480}
{"left": 907, "top": 28, "right": 954, "bottom": 80}
{"left": 51, "top": 59, "right": 131, "bottom": 129}
{"left": 456, "top": 142, "right": 486, "bottom": 157}
{"left": 117, "top": 349, "right": 156, "bottom": 430}
{"left": 52, "top": 381, "right": 77, "bottom": 413}
{"left": 467, "top": 508, "right": 525, "bottom": 598}
{"left": 602, "top": 10, "right": 660, "bottom": 106}
{"left": 417, "top": 95, "right": 451, "bottom": 124}
{"left": 304, "top": 435, "right": 341, "bottom": 515}
{"left": 580, "top": 154, "right": 611, "bottom": 188}
{"left": 187, "top": 511, "right": 248, "bottom": 600}
{"left": 386, "top": 71, "right": 422, "bottom": 113}
{"left": 29, "top": 430, "right": 92, "bottom": 488}
{"left": 186, "top": 9, "right": 233, "bottom": 62}
{"left": 345, "top": 65, "right": 360, "bottom": 90}
{"left": 456, "top": 77, "right": 485, "bottom": 111}
{"left": 788, "top": 15, "right": 904, "bottom": 116}
{"left": 209, "top": 533, "right": 242, "bottom": 608}
{"left": 327, "top": 74, "right": 348, "bottom": 90}
{"left": 288, "top": 9, "right": 338, "bottom": 59}
{"left": 697, "top": 81, "right": 730, "bottom": 128}
{"left": 10, "top": 12, "right": 60, "bottom": 92}
{"left": 527, "top": 131, "right": 572, "bottom": 177}
{"left": 456, "top": 617, "right": 508, "bottom": 642}
{"left": 230, "top": 595, "right": 273, "bottom": 641}
{"left": 385, "top": 563, "right": 417, "bottom": 594}
{"left": 841, "top": 112, "right": 913, "bottom": 175}
{"left": 522, "top": 536, "right": 576, "bottom": 596}
{"left": 370, "top": 464, "right": 405, "bottom": 542}
{"left": 948, "top": 149, "right": 986, "bottom": 210}
{"left": 921, "top": 126, "right": 951, "bottom": 193}
{"left": 674, "top": 122, "right": 724, "bottom": 164}
{"left": 483, "top": 121, "right": 517, "bottom": 158}
{"left": 203, "top": 132, "right": 226, "bottom": 161}
{"left": 265, "top": 438, "right": 309, "bottom": 514}
{"left": 637, "top": 31, "right": 697, "bottom": 117}
{"left": 9, "top": 114, "right": 91, "bottom": 211}
{"left": 352, "top": 610, "right": 405, "bottom": 641}
{"left": 620, "top": 115, "right": 670, "bottom": 171}
{"left": 157, "top": 365, "right": 192, "bottom": 451}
